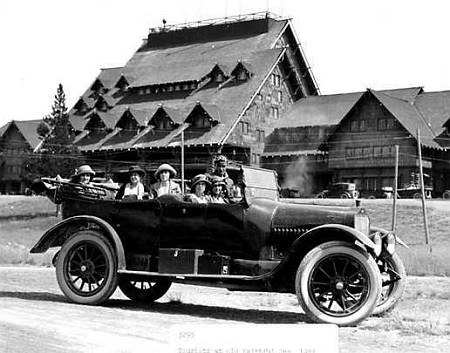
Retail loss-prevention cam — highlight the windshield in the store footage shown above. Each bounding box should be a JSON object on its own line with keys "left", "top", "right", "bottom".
{"left": 242, "top": 167, "right": 279, "bottom": 202}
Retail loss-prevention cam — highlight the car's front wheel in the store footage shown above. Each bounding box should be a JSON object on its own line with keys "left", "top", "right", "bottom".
{"left": 373, "top": 252, "right": 406, "bottom": 316}
{"left": 119, "top": 277, "right": 172, "bottom": 302}
{"left": 295, "top": 241, "right": 381, "bottom": 326}
{"left": 56, "top": 230, "right": 118, "bottom": 305}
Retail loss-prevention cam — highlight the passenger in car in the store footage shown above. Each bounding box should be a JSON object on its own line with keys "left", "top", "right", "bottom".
{"left": 185, "top": 174, "right": 211, "bottom": 204}
{"left": 70, "top": 165, "right": 96, "bottom": 185}
{"left": 209, "top": 155, "right": 234, "bottom": 198}
{"left": 151, "top": 163, "right": 181, "bottom": 196}
{"left": 115, "top": 165, "right": 152, "bottom": 200}
{"left": 208, "top": 176, "right": 227, "bottom": 204}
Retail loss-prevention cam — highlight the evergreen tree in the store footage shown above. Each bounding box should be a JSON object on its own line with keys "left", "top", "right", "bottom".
{"left": 22, "top": 84, "right": 83, "bottom": 181}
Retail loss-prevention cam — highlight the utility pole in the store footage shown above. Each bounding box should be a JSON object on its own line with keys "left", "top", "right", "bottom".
{"left": 392, "top": 145, "right": 399, "bottom": 232}
{"left": 417, "top": 129, "right": 431, "bottom": 252}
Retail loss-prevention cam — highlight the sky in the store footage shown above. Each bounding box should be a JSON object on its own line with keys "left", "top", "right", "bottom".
{"left": 1, "top": 0, "right": 450, "bottom": 127}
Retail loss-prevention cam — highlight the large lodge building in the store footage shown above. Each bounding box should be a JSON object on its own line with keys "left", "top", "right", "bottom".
{"left": 1, "top": 12, "right": 450, "bottom": 195}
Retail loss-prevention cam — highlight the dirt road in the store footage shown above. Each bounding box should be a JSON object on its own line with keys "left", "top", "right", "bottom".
{"left": 1, "top": 266, "right": 449, "bottom": 353}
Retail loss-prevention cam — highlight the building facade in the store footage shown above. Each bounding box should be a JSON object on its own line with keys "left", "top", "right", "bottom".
{"left": 0, "top": 120, "right": 43, "bottom": 194}
{"left": 67, "top": 12, "right": 319, "bottom": 184}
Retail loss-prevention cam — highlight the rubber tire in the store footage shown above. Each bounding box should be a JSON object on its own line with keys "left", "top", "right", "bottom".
{"left": 368, "top": 195, "right": 376, "bottom": 200}
{"left": 340, "top": 193, "right": 349, "bottom": 199}
{"left": 372, "top": 252, "right": 406, "bottom": 316}
{"left": 413, "top": 193, "right": 421, "bottom": 200}
{"left": 443, "top": 191, "right": 450, "bottom": 199}
{"left": 119, "top": 277, "right": 172, "bottom": 302}
{"left": 56, "top": 230, "right": 118, "bottom": 305}
{"left": 295, "top": 241, "right": 381, "bottom": 326}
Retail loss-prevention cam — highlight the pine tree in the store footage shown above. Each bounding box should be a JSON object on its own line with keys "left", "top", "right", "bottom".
{"left": 22, "top": 84, "right": 83, "bottom": 181}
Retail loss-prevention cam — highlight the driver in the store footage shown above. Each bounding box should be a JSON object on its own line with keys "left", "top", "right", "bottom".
{"left": 208, "top": 155, "right": 234, "bottom": 198}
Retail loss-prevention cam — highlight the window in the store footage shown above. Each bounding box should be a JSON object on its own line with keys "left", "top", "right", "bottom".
{"left": 386, "top": 118, "right": 396, "bottom": 130}
{"left": 277, "top": 91, "right": 283, "bottom": 103}
{"left": 351, "top": 120, "right": 367, "bottom": 132}
{"left": 251, "top": 153, "right": 260, "bottom": 164}
{"left": 271, "top": 107, "right": 279, "bottom": 120}
{"left": 378, "top": 118, "right": 387, "bottom": 131}
{"left": 257, "top": 129, "right": 265, "bottom": 142}
{"left": 271, "top": 74, "right": 281, "bottom": 87}
{"left": 193, "top": 116, "right": 211, "bottom": 129}
{"left": 156, "top": 117, "right": 172, "bottom": 130}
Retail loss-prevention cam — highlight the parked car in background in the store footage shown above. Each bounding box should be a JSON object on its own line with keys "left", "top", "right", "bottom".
{"left": 396, "top": 185, "right": 433, "bottom": 199}
{"left": 360, "top": 186, "right": 394, "bottom": 199}
{"left": 31, "top": 166, "right": 406, "bottom": 326}
{"left": 316, "top": 182, "right": 359, "bottom": 199}
{"left": 443, "top": 190, "right": 450, "bottom": 199}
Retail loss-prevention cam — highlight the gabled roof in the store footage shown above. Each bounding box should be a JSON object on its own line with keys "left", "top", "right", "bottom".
{"left": 0, "top": 120, "right": 44, "bottom": 151}
{"left": 11, "top": 120, "right": 44, "bottom": 150}
{"left": 0, "top": 122, "right": 11, "bottom": 137}
{"left": 414, "top": 90, "right": 450, "bottom": 146}
{"left": 280, "top": 92, "right": 364, "bottom": 127}
{"left": 370, "top": 89, "right": 440, "bottom": 149}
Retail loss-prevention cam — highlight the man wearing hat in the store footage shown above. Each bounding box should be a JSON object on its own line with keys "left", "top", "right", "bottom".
{"left": 209, "top": 155, "right": 234, "bottom": 199}
{"left": 115, "top": 165, "right": 151, "bottom": 200}
{"left": 151, "top": 163, "right": 181, "bottom": 197}
{"left": 185, "top": 174, "right": 211, "bottom": 203}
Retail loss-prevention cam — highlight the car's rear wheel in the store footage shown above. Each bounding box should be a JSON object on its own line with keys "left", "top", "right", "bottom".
{"left": 368, "top": 195, "right": 376, "bottom": 200}
{"left": 119, "top": 277, "right": 172, "bottom": 302}
{"left": 413, "top": 192, "right": 421, "bottom": 199}
{"left": 56, "top": 230, "right": 118, "bottom": 305}
{"left": 340, "top": 193, "right": 350, "bottom": 199}
{"left": 373, "top": 252, "right": 406, "bottom": 316}
{"left": 443, "top": 191, "right": 450, "bottom": 199}
{"left": 295, "top": 241, "right": 381, "bottom": 326}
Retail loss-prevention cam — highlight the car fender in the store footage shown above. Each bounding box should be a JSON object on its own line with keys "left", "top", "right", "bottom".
{"left": 291, "top": 224, "right": 376, "bottom": 253}
{"left": 30, "top": 215, "right": 126, "bottom": 270}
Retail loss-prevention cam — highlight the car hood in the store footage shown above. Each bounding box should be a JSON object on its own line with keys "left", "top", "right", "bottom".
{"left": 271, "top": 202, "right": 358, "bottom": 229}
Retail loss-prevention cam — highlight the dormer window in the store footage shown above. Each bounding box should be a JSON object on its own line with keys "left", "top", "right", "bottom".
{"left": 117, "top": 111, "right": 139, "bottom": 131}
{"left": 232, "top": 62, "right": 251, "bottom": 82}
{"left": 85, "top": 114, "right": 107, "bottom": 132}
{"left": 215, "top": 71, "right": 225, "bottom": 83}
{"left": 115, "top": 75, "right": 129, "bottom": 92}
{"left": 154, "top": 116, "right": 173, "bottom": 130}
{"left": 193, "top": 116, "right": 211, "bottom": 129}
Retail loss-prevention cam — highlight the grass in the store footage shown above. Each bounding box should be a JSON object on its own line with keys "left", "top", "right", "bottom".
{"left": 0, "top": 196, "right": 449, "bottom": 276}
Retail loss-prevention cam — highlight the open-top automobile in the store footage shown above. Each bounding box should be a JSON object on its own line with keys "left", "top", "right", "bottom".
{"left": 31, "top": 165, "right": 406, "bottom": 326}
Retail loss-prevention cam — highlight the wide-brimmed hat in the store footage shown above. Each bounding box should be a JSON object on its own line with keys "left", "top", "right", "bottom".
{"left": 155, "top": 163, "right": 177, "bottom": 178}
{"left": 210, "top": 175, "right": 226, "bottom": 187}
{"left": 128, "top": 165, "right": 145, "bottom": 177}
{"left": 74, "top": 165, "right": 95, "bottom": 177}
{"left": 191, "top": 174, "right": 211, "bottom": 189}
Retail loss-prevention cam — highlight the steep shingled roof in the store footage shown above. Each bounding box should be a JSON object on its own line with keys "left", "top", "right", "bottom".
{"left": 414, "top": 90, "right": 450, "bottom": 147}
{"left": 370, "top": 89, "right": 440, "bottom": 149}
{"left": 0, "top": 120, "right": 44, "bottom": 151}
{"left": 279, "top": 92, "right": 364, "bottom": 128}
{"left": 70, "top": 15, "right": 309, "bottom": 151}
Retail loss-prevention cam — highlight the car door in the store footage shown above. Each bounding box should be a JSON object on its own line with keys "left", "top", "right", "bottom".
{"left": 159, "top": 195, "right": 208, "bottom": 248}
{"left": 204, "top": 203, "right": 245, "bottom": 254}
{"left": 113, "top": 199, "right": 161, "bottom": 252}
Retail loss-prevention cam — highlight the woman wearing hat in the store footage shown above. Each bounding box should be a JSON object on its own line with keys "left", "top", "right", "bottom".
{"left": 185, "top": 174, "right": 211, "bottom": 204}
{"left": 115, "top": 165, "right": 151, "bottom": 200}
{"left": 208, "top": 176, "right": 227, "bottom": 204}
{"left": 151, "top": 163, "right": 181, "bottom": 197}
{"left": 71, "top": 165, "right": 96, "bottom": 185}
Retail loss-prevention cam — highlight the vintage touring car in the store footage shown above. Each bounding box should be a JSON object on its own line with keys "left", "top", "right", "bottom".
{"left": 31, "top": 166, "right": 406, "bottom": 326}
